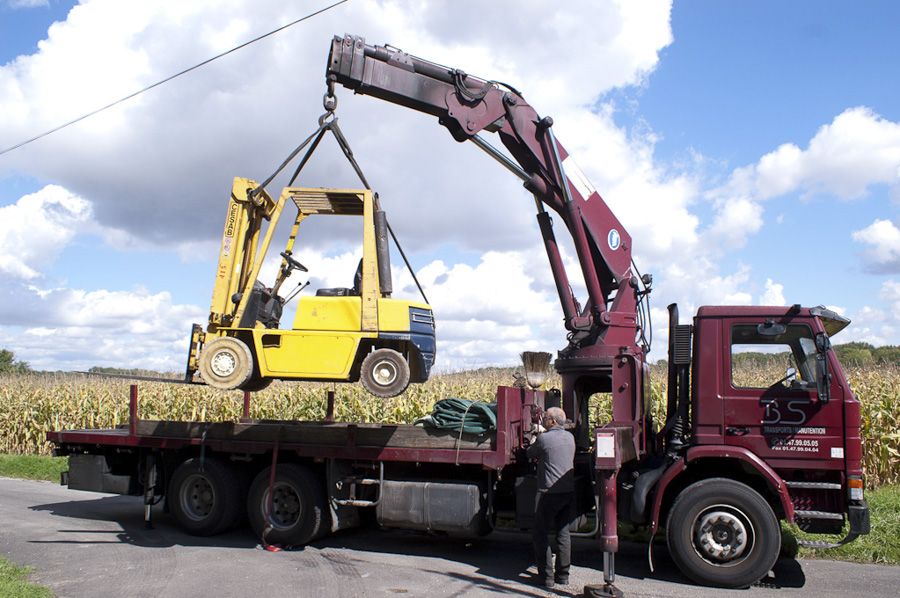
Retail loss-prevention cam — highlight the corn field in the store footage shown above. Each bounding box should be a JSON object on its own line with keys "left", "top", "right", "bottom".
{"left": 1, "top": 365, "right": 897, "bottom": 486}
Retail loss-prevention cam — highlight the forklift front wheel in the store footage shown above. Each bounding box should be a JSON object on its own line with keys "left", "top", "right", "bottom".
{"left": 360, "top": 348, "right": 410, "bottom": 398}
{"left": 198, "top": 336, "right": 254, "bottom": 390}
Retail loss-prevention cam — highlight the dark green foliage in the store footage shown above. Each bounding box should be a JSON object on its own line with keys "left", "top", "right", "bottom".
{"left": 0, "top": 349, "right": 31, "bottom": 374}
{"left": 87, "top": 366, "right": 175, "bottom": 377}
{"left": 833, "top": 342, "right": 900, "bottom": 366}
{"left": 730, "top": 343, "right": 900, "bottom": 368}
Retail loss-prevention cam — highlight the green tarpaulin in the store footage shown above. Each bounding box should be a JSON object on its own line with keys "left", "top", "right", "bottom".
{"left": 415, "top": 397, "right": 497, "bottom": 435}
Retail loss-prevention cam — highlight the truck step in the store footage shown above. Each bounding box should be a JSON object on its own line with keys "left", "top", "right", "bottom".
{"left": 794, "top": 510, "right": 844, "bottom": 521}
{"left": 785, "top": 481, "right": 842, "bottom": 490}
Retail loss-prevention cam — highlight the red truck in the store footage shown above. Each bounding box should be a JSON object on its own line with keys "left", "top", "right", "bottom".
{"left": 48, "top": 35, "right": 869, "bottom": 595}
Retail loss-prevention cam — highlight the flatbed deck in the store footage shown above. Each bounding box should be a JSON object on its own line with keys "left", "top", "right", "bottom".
{"left": 49, "top": 385, "right": 535, "bottom": 470}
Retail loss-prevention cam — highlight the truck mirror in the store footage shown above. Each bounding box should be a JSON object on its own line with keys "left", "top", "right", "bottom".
{"left": 815, "top": 331, "right": 831, "bottom": 353}
{"left": 785, "top": 367, "right": 797, "bottom": 382}
{"left": 757, "top": 320, "right": 786, "bottom": 336}
{"left": 815, "top": 354, "right": 830, "bottom": 403}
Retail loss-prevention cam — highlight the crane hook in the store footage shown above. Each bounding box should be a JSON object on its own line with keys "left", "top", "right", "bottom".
{"left": 319, "top": 76, "right": 338, "bottom": 125}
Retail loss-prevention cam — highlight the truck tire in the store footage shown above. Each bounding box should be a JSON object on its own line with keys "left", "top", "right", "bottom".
{"left": 247, "top": 463, "right": 328, "bottom": 546}
{"left": 198, "top": 336, "right": 254, "bottom": 390}
{"left": 666, "top": 478, "right": 780, "bottom": 588}
{"left": 360, "top": 348, "right": 410, "bottom": 398}
{"left": 168, "top": 457, "right": 242, "bottom": 536}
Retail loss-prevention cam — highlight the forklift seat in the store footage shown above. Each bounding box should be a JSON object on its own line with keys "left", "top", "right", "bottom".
{"left": 316, "top": 259, "right": 363, "bottom": 297}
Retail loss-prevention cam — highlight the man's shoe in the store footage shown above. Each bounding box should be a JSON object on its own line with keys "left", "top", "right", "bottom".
{"left": 538, "top": 576, "right": 555, "bottom": 589}
{"left": 554, "top": 576, "right": 569, "bottom": 586}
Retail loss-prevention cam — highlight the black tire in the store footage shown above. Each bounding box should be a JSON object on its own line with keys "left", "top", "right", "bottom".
{"left": 239, "top": 375, "right": 273, "bottom": 392}
{"left": 198, "top": 336, "right": 254, "bottom": 390}
{"left": 666, "top": 478, "right": 780, "bottom": 588}
{"left": 168, "top": 457, "right": 242, "bottom": 536}
{"left": 360, "top": 348, "right": 410, "bottom": 398}
{"left": 247, "top": 463, "right": 328, "bottom": 546}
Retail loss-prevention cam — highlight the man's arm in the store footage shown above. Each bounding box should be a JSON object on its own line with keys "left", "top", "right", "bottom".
{"left": 526, "top": 434, "right": 543, "bottom": 459}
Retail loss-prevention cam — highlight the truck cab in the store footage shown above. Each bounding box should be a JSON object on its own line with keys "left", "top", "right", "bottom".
{"left": 642, "top": 304, "right": 869, "bottom": 587}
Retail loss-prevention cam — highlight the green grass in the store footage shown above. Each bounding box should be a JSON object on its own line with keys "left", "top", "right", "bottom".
{"left": 783, "top": 484, "right": 900, "bottom": 564}
{"left": 0, "top": 558, "right": 51, "bottom": 598}
{"left": 0, "top": 454, "right": 67, "bottom": 482}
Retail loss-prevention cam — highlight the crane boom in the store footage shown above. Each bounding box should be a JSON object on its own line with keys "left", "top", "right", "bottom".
{"left": 327, "top": 34, "right": 643, "bottom": 350}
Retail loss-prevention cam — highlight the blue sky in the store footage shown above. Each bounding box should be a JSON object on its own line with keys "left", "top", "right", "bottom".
{"left": 1, "top": 0, "right": 898, "bottom": 372}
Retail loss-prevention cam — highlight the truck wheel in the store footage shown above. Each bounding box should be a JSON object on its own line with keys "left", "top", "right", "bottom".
{"left": 360, "top": 348, "right": 410, "bottom": 398}
{"left": 247, "top": 463, "right": 328, "bottom": 546}
{"left": 198, "top": 337, "right": 254, "bottom": 390}
{"left": 666, "top": 478, "right": 780, "bottom": 588}
{"left": 168, "top": 458, "right": 242, "bottom": 536}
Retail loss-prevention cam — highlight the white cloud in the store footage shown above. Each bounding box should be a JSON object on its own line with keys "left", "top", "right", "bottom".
{"left": 0, "top": 0, "right": 675, "bottom": 255}
{"left": 707, "top": 107, "right": 900, "bottom": 259}
{"left": 3, "top": 1, "right": 892, "bottom": 376}
{"left": 0, "top": 185, "right": 91, "bottom": 279}
{"left": 815, "top": 281, "right": 899, "bottom": 347}
{"left": 717, "top": 107, "right": 900, "bottom": 203}
{"left": 759, "top": 279, "right": 786, "bottom": 306}
{"left": 391, "top": 247, "right": 563, "bottom": 369}
{"left": 0, "top": 281, "right": 205, "bottom": 371}
{"left": 852, "top": 219, "right": 900, "bottom": 273}
{"left": 705, "top": 196, "right": 764, "bottom": 251}
{"left": 0, "top": 0, "right": 686, "bottom": 370}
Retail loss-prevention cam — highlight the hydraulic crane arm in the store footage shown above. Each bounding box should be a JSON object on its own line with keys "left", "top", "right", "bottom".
{"left": 327, "top": 34, "right": 641, "bottom": 347}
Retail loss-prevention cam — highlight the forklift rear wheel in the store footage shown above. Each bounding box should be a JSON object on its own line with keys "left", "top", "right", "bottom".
{"left": 168, "top": 457, "right": 242, "bottom": 536}
{"left": 198, "top": 336, "right": 254, "bottom": 390}
{"left": 239, "top": 376, "right": 273, "bottom": 392}
{"left": 360, "top": 348, "right": 410, "bottom": 398}
{"left": 666, "top": 478, "right": 780, "bottom": 588}
{"left": 247, "top": 463, "right": 328, "bottom": 546}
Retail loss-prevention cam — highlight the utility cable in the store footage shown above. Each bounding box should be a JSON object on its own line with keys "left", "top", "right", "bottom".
{"left": 0, "top": 0, "right": 350, "bottom": 157}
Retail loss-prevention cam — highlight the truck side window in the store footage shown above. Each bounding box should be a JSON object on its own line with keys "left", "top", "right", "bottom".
{"left": 730, "top": 324, "right": 816, "bottom": 389}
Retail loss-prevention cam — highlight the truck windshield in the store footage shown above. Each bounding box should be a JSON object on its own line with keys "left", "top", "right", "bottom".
{"left": 731, "top": 324, "right": 817, "bottom": 389}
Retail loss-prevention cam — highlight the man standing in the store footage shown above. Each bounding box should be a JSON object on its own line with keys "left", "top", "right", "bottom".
{"left": 527, "top": 406, "right": 576, "bottom": 588}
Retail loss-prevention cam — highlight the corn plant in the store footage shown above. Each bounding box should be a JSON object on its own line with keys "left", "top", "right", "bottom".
{"left": 1, "top": 364, "right": 897, "bottom": 487}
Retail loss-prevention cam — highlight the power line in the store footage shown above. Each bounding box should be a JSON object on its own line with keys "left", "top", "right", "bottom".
{"left": 0, "top": 0, "right": 350, "bottom": 157}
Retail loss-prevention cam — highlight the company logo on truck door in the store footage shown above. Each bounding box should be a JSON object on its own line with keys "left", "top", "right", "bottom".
{"left": 761, "top": 398, "right": 809, "bottom": 425}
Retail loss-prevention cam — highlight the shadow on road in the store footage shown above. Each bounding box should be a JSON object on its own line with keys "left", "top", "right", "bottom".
{"left": 30, "top": 493, "right": 807, "bottom": 592}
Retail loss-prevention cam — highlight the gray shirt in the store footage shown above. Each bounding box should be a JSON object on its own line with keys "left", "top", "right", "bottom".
{"left": 526, "top": 426, "right": 575, "bottom": 493}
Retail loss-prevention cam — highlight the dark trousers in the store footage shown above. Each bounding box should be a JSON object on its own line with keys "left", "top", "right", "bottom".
{"left": 532, "top": 491, "right": 574, "bottom": 580}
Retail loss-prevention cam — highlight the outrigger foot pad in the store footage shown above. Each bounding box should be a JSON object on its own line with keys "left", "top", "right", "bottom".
{"left": 583, "top": 583, "right": 624, "bottom": 598}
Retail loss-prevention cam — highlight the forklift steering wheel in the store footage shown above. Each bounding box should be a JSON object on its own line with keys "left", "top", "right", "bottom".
{"left": 280, "top": 251, "right": 308, "bottom": 272}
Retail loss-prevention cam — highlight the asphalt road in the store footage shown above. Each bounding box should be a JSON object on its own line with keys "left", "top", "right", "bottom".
{"left": 1, "top": 477, "right": 897, "bottom": 598}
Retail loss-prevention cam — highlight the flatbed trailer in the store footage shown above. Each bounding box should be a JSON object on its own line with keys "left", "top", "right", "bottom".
{"left": 49, "top": 385, "right": 563, "bottom": 547}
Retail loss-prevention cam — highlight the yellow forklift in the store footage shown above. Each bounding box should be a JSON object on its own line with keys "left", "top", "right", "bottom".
{"left": 185, "top": 177, "right": 435, "bottom": 397}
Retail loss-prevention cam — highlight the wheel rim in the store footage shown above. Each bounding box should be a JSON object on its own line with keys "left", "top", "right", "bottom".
{"left": 179, "top": 473, "right": 216, "bottom": 521}
{"left": 371, "top": 359, "right": 398, "bottom": 386}
{"left": 264, "top": 482, "right": 302, "bottom": 530}
{"left": 210, "top": 349, "right": 237, "bottom": 378}
{"left": 692, "top": 504, "right": 754, "bottom": 565}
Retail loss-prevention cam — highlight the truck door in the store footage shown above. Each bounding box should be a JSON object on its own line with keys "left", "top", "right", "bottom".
{"left": 721, "top": 319, "right": 845, "bottom": 465}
